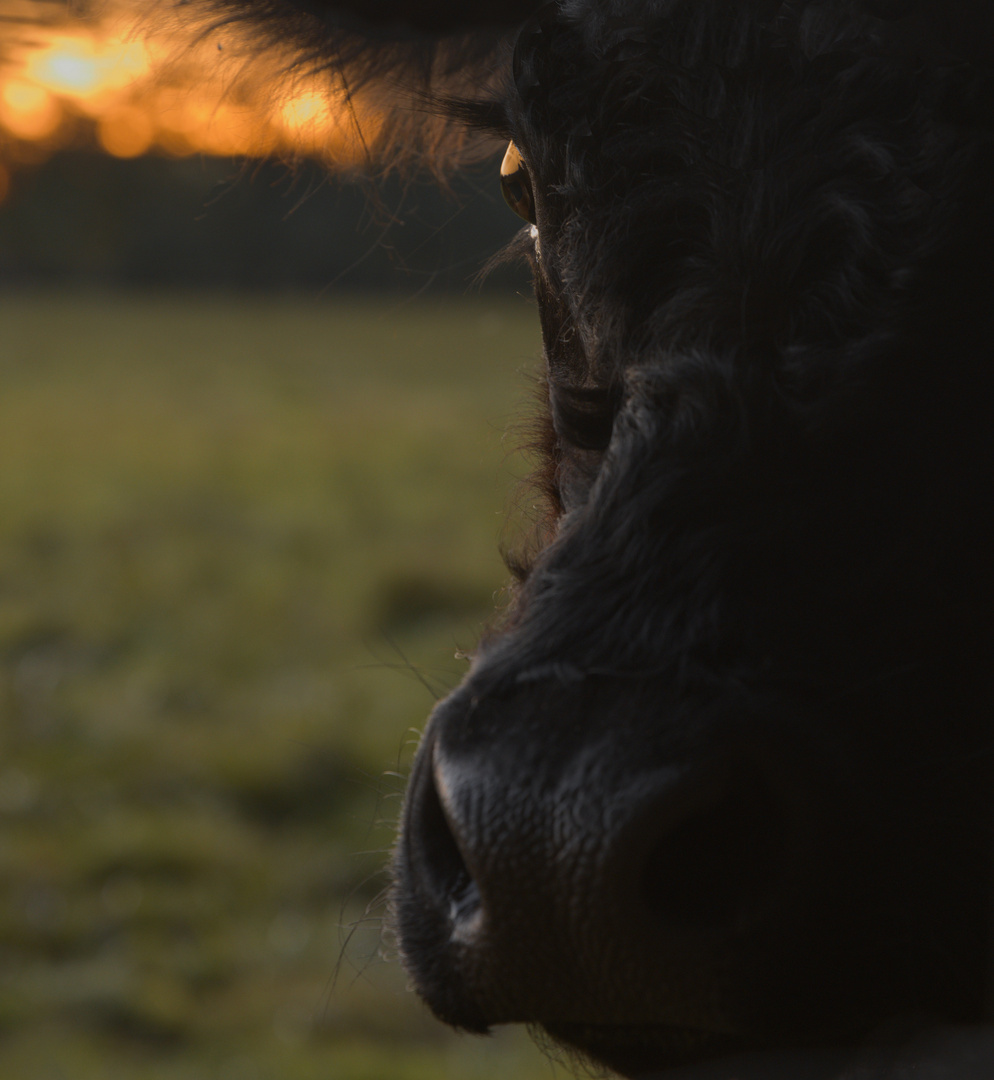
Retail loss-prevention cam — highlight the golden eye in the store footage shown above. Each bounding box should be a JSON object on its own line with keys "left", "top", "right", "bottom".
{"left": 500, "top": 141, "right": 536, "bottom": 225}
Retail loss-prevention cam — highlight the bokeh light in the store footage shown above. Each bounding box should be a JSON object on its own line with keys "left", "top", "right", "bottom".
{"left": 0, "top": 1, "right": 375, "bottom": 185}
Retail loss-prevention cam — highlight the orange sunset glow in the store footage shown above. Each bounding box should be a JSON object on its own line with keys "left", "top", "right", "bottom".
{"left": 0, "top": 2, "right": 372, "bottom": 178}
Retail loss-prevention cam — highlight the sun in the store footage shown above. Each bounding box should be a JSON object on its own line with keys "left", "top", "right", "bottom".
{"left": 0, "top": 2, "right": 376, "bottom": 175}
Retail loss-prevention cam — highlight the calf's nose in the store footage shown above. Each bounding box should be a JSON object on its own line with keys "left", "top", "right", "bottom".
{"left": 398, "top": 711, "right": 786, "bottom": 1027}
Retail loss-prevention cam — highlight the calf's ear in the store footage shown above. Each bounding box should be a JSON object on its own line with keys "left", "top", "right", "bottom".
{"left": 146, "top": 0, "right": 545, "bottom": 173}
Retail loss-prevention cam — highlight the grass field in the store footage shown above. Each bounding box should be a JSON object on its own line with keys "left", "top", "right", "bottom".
{"left": 0, "top": 292, "right": 571, "bottom": 1080}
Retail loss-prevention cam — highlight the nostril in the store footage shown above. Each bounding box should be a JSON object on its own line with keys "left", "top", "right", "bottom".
{"left": 409, "top": 751, "right": 481, "bottom": 932}
{"left": 640, "top": 770, "right": 784, "bottom": 928}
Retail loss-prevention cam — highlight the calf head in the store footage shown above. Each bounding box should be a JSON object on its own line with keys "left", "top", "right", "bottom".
{"left": 393, "top": 2, "right": 994, "bottom": 1073}
{"left": 161, "top": 0, "right": 994, "bottom": 1074}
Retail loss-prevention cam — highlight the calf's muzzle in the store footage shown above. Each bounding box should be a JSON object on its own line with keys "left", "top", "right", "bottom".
{"left": 392, "top": 674, "right": 833, "bottom": 1039}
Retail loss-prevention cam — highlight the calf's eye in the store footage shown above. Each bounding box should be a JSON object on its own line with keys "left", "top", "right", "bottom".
{"left": 500, "top": 141, "right": 536, "bottom": 225}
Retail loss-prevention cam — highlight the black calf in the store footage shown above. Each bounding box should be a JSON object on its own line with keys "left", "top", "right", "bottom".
{"left": 164, "top": 1, "right": 994, "bottom": 1074}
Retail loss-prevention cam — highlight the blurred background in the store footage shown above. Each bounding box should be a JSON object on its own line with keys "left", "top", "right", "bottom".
{"left": 0, "top": 4, "right": 564, "bottom": 1078}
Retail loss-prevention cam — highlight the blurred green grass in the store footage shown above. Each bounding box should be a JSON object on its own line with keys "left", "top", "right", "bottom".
{"left": 0, "top": 293, "right": 568, "bottom": 1079}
